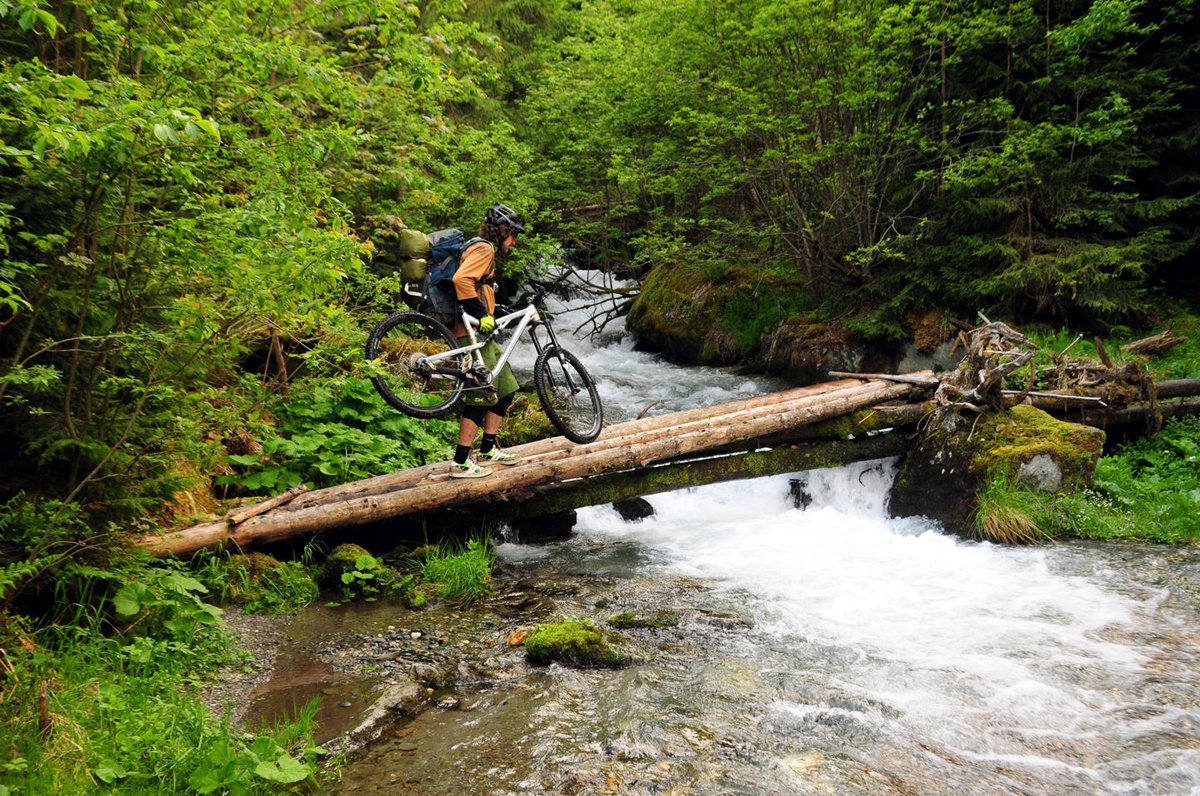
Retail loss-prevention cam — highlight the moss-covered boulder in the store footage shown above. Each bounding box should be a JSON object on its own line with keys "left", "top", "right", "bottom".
{"left": 220, "top": 552, "right": 282, "bottom": 605}
{"left": 218, "top": 553, "right": 318, "bottom": 613}
{"left": 627, "top": 261, "right": 835, "bottom": 371}
{"left": 319, "top": 543, "right": 398, "bottom": 600}
{"left": 889, "top": 404, "right": 1105, "bottom": 537}
{"left": 525, "top": 618, "right": 631, "bottom": 668}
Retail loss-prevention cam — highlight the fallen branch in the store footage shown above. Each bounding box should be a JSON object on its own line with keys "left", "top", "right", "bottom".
{"left": 1122, "top": 329, "right": 1184, "bottom": 356}
{"left": 226, "top": 484, "right": 309, "bottom": 526}
{"left": 826, "top": 371, "right": 941, "bottom": 386}
{"left": 1003, "top": 390, "right": 1108, "bottom": 405}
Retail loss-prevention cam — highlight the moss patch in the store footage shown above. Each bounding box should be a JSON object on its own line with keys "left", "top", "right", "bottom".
{"left": 219, "top": 553, "right": 319, "bottom": 613}
{"left": 970, "top": 405, "right": 1105, "bottom": 489}
{"left": 319, "top": 543, "right": 399, "bottom": 601}
{"left": 525, "top": 618, "right": 631, "bottom": 668}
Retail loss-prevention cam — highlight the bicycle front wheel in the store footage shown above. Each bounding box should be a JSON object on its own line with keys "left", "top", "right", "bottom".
{"left": 534, "top": 346, "right": 603, "bottom": 443}
{"left": 365, "top": 312, "right": 466, "bottom": 418}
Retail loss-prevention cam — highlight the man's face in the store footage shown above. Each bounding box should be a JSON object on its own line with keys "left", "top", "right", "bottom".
{"left": 500, "top": 230, "right": 518, "bottom": 254}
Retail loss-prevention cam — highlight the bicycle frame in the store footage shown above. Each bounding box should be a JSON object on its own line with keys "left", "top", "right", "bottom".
{"left": 420, "top": 300, "right": 562, "bottom": 390}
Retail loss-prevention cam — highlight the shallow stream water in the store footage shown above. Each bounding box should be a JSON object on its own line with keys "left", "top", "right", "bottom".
{"left": 329, "top": 275, "right": 1200, "bottom": 793}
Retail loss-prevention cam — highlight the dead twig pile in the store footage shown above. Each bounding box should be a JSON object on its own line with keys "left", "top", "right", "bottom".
{"left": 935, "top": 316, "right": 1037, "bottom": 412}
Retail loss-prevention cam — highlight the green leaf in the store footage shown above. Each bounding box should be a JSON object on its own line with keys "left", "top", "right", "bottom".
{"left": 113, "top": 583, "right": 152, "bottom": 618}
{"left": 93, "top": 761, "right": 128, "bottom": 784}
{"left": 253, "top": 752, "right": 311, "bottom": 784}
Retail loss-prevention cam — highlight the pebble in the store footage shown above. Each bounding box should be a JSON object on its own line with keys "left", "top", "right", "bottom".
{"left": 411, "top": 631, "right": 422, "bottom": 639}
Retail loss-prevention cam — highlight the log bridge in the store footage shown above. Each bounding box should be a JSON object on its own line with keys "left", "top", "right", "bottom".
{"left": 139, "top": 370, "right": 1200, "bottom": 558}
{"left": 140, "top": 376, "right": 929, "bottom": 557}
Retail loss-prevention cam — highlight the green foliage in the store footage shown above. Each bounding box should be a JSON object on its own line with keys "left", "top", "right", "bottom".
{"left": 0, "top": 561, "right": 324, "bottom": 793}
{"left": 187, "top": 700, "right": 325, "bottom": 793}
{"left": 420, "top": 537, "right": 494, "bottom": 604}
{"left": 1086, "top": 417, "right": 1200, "bottom": 542}
{"left": 516, "top": 0, "right": 1198, "bottom": 337}
{"left": 191, "top": 551, "right": 319, "bottom": 615}
{"left": 0, "top": 0, "right": 503, "bottom": 515}
{"left": 219, "top": 377, "right": 454, "bottom": 493}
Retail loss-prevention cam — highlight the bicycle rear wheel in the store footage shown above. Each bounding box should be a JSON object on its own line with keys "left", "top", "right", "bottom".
{"left": 366, "top": 312, "right": 466, "bottom": 418}
{"left": 534, "top": 345, "right": 603, "bottom": 443}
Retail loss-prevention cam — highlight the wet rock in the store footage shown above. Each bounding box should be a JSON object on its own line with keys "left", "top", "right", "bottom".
{"left": 410, "top": 662, "right": 445, "bottom": 687}
{"left": 697, "top": 610, "right": 753, "bottom": 630}
{"left": 509, "top": 510, "right": 577, "bottom": 542}
{"left": 613, "top": 497, "right": 655, "bottom": 522}
{"left": 788, "top": 477, "right": 813, "bottom": 510}
{"left": 608, "top": 610, "right": 680, "bottom": 630}
{"left": 1017, "top": 454, "right": 1063, "bottom": 492}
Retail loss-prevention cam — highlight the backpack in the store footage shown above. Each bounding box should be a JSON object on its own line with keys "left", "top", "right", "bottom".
{"left": 397, "top": 228, "right": 487, "bottom": 327}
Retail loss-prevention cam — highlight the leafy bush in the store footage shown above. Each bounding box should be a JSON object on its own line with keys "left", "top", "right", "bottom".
{"left": 192, "top": 551, "right": 319, "bottom": 615}
{"left": 220, "top": 377, "right": 455, "bottom": 493}
{"left": 319, "top": 543, "right": 405, "bottom": 604}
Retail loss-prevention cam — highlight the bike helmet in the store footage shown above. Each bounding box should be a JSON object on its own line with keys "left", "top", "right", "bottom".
{"left": 485, "top": 203, "right": 526, "bottom": 233}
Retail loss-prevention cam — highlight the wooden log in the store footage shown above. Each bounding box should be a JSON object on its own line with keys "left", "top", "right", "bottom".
{"left": 1157, "top": 379, "right": 1200, "bottom": 399}
{"left": 286, "top": 378, "right": 874, "bottom": 511}
{"left": 1060, "top": 397, "right": 1200, "bottom": 427}
{"left": 485, "top": 434, "right": 909, "bottom": 523}
{"left": 349, "top": 382, "right": 894, "bottom": 504}
{"left": 1122, "top": 330, "right": 1184, "bottom": 355}
{"left": 137, "top": 379, "right": 919, "bottom": 556}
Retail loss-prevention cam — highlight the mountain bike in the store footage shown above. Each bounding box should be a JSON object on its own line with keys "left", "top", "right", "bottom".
{"left": 365, "top": 279, "right": 604, "bottom": 444}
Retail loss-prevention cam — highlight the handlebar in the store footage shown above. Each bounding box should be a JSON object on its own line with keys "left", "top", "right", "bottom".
{"left": 510, "top": 269, "right": 574, "bottom": 310}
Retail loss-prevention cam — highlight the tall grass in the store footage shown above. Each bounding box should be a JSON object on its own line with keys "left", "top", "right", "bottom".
{"left": 972, "top": 476, "right": 1057, "bottom": 544}
{"left": 420, "top": 538, "right": 493, "bottom": 604}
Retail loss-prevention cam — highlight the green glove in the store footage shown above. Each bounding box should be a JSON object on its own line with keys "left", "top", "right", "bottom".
{"left": 479, "top": 315, "right": 495, "bottom": 334}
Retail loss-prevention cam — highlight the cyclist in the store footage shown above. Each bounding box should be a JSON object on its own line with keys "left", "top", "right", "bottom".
{"left": 449, "top": 203, "right": 527, "bottom": 478}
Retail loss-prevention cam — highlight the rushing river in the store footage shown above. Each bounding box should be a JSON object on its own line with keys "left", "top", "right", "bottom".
{"left": 335, "top": 274, "right": 1200, "bottom": 794}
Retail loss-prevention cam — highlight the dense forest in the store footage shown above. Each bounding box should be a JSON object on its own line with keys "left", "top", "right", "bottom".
{"left": 1, "top": 0, "right": 1198, "bottom": 791}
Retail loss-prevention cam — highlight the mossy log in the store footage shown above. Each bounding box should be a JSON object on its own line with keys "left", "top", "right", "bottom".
{"left": 479, "top": 433, "right": 908, "bottom": 524}
{"left": 137, "top": 376, "right": 926, "bottom": 557}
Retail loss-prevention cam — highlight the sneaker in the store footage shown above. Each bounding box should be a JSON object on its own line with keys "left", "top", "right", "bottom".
{"left": 450, "top": 460, "right": 492, "bottom": 479}
{"left": 481, "top": 448, "right": 521, "bottom": 466}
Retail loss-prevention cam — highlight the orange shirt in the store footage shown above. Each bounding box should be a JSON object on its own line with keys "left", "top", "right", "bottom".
{"left": 452, "top": 240, "right": 496, "bottom": 337}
